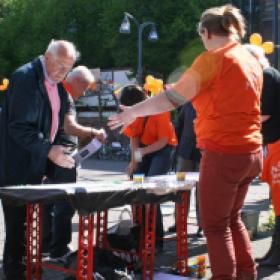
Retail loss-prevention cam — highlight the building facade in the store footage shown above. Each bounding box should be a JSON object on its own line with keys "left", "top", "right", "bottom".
{"left": 232, "top": 0, "right": 279, "bottom": 68}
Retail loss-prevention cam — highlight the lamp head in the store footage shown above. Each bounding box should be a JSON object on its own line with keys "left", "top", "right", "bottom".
{"left": 148, "top": 25, "right": 159, "bottom": 42}
{"left": 119, "top": 14, "right": 130, "bottom": 34}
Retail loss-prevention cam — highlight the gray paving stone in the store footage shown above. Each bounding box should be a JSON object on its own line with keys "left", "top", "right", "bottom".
{"left": 0, "top": 159, "right": 279, "bottom": 279}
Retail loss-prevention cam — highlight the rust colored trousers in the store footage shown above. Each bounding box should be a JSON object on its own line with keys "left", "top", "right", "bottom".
{"left": 199, "top": 149, "right": 262, "bottom": 280}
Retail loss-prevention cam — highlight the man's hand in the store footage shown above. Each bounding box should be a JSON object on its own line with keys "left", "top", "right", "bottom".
{"left": 94, "top": 128, "right": 107, "bottom": 143}
{"left": 48, "top": 145, "right": 75, "bottom": 169}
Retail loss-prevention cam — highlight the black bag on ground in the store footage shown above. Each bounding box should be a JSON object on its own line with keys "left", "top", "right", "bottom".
{"left": 63, "top": 248, "right": 136, "bottom": 280}
{"left": 107, "top": 223, "right": 141, "bottom": 251}
{"left": 107, "top": 208, "right": 141, "bottom": 251}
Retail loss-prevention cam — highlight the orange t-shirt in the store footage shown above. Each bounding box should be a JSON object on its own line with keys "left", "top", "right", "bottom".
{"left": 262, "top": 140, "right": 280, "bottom": 215}
{"left": 123, "top": 112, "right": 178, "bottom": 146}
{"left": 174, "top": 42, "right": 263, "bottom": 153}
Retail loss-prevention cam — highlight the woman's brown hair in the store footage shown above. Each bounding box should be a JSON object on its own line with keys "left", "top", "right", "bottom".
{"left": 199, "top": 4, "right": 246, "bottom": 40}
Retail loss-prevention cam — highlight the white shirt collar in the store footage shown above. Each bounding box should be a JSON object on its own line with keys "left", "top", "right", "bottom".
{"left": 39, "top": 55, "right": 56, "bottom": 85}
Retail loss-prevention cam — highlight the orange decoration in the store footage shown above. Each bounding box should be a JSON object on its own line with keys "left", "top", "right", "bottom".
{"left": 143, "top": 75, "right": 164, "bottom": 96}
{"left": 262, "top": 41, "right": 274, "bottom": 54}
{"left": 249, "top": 33, "right": 262, "bottom": 46}
{"left": 0, "top": 78, "right": 9, "bottom": 91}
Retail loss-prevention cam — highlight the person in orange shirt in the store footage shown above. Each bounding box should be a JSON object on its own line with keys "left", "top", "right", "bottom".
{"left": 109, "top": 5, "right": 263, "bottom": 280}
{"left": 261, "top": 143, "right": 280, "bottom": 265}
{"left": 245, "top": 44, "right": 280, "bottom": 267}
{"left": 119, "top": 85, "right": 177, "bottom": 251}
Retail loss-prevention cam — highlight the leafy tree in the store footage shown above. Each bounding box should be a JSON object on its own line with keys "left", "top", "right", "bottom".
{"left": 0, "top": 0, "right": 228, "bottom": 79}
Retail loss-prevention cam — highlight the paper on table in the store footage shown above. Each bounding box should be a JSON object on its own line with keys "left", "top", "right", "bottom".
{"left": 72, "top": 138, "right": 102, "bottom": 163}
{"left": 154, "top": 272, "right": 195, "bottom": 279}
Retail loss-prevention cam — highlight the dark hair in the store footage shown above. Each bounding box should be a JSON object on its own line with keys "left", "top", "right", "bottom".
{"left": 119, "top": 85, "right": 147, "bottom": 106}
{"left": 199, "top": 4, "right": 246, "bottom": 40}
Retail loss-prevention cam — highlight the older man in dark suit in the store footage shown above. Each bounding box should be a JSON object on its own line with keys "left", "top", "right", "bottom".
{"left": 0, "top": 39, "right": 79, "bottom": 280}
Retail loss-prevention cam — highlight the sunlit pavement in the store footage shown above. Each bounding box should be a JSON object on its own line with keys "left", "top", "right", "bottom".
{"left": 0, "top": 158, "right": 279, "bottom": 279}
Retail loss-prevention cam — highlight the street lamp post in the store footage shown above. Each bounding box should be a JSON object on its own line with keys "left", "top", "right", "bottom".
{"left": 274, "top": 0, "right": 279, "bottom": 69}
{"left": 119, "top": 12, "right": 158, "bottom": 84}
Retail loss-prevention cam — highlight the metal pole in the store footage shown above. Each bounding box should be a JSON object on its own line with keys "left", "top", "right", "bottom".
{"left": 127, "top": 14, "right": 142, "bottom": 85}
{"left": 249, "top": 0, "right": 252, "bottom": 35}
{"left": 137, "top": 25, "right": 143, "bottom": 85}
{"left": 123, "top": 13, "right": 156, "bottom": 85}
{"left": 274, "top": 0, "right": 279, "bottom": 69}
{"left": 136, "top": 21, "right": 156, "bottom": 85}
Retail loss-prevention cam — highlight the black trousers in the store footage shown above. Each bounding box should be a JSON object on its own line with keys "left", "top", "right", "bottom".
{"left": 2, "top": 201, "right": 26, "bottom": 279}
{"left": 42, "top": 166, "right": 76, "bottom": 257}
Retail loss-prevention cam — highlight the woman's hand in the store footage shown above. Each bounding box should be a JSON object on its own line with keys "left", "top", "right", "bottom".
{"left": 126, "top": 161, "right": 138, "bottom": 178}
{"left": 108, "top": 105, "right": 136, "bottom": 131}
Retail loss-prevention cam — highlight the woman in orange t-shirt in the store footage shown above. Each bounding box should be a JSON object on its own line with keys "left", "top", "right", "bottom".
{"left": 109, "top": 5, "right": 262, "bottom": 280}
{"left": 120, "top": 85, "right": 177, "bottom": 251}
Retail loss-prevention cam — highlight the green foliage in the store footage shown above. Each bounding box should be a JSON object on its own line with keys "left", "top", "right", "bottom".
{"left": 267, "top": 210, "right": 276, "bottom": 231}
{"left": 179, "top": 38, "right": 205, "bottom": 67}
{"left": 166, "top": 38, "right": 205, "bottom": 84}
{"left": 0, "top": 0, "right": 228, "bottom": 79}
{"left": 260, "top": 205, "right": 275, "bottom": 232}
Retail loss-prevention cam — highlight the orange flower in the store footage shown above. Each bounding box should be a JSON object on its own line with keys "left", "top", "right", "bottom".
{"left": 143, "top": 75, "right": 163, "bottom": 96}
{"left": 0, "top": 78, "right": 9, "bottom": 91}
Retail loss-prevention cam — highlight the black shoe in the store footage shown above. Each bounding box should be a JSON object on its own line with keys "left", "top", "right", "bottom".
{"left": 49, "top": 248, "right": 73, "bottom": 264}
{"left": 3, "top": 274, "right": 25, "bottom": 280}
{"left": 258, "top": 233, "right": 280, "bottom": 267}
{"left": 196, "top": 227, "right": 204, "bottom": 238}
{"left": 258, "top": 254, "right": 280, "bottom": 267}
{"left": 42, "top": 251, "right": 50, "bottom": 259}
{"left": 3, "top": 266, "right": 25, "bottom": 280}
{"left": 168, "top": 225, "right": 176, "bottom": 233}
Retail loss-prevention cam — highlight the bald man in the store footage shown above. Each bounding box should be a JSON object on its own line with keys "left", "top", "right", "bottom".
{"left": 42, "top": 66, "right": 106, "bottom": 262}
{"left": 63, "top": 66, "right": 105, "bottom": 139}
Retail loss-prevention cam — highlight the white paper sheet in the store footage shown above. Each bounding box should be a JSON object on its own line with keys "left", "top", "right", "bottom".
{"left": 72, "top": 138, "right": 102, "bottom": 163}
{"left": 154, "top": 272, "right": 195, "bottom": 280}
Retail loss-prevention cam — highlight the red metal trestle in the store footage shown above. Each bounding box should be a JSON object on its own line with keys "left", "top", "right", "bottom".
{"left": 96, "top": 211, "right": 108, "bottom": 249}
{"left": 76, "top": 214, "right": 94, "bottom": 280}
{"left": 176, "top": 191, "right": 190, "bottom": 275}
{"left": 26, "top": 203, "right": 43, "bottom": 280}
{"left": 141, "top": 204, "right": 157, "bottom": 280}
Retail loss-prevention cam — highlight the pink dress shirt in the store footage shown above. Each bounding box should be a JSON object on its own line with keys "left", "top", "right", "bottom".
{"left": 44, "top": 79, "right": 61, "bottom": 143}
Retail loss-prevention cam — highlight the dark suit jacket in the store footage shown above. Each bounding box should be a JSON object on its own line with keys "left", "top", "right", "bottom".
{"left": 0, "top": 57, "right": 71, "bottom": 187}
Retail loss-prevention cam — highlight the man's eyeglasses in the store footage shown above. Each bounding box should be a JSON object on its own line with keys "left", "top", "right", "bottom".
{"left": 53, "top": 60, "right": 73, "bottom": 73}
{"left": 46, "top": 55, "right": 74, "bottom": 74}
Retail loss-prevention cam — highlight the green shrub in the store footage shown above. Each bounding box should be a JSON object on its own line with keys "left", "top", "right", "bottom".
{"left": 260, "top": 204, "right": 275, "bottom": 232}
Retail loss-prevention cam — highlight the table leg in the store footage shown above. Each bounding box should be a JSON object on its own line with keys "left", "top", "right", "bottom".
{"left": 142, "top": 204, "right": 157, "bottom": 280}
{"left": 176, "top": 191, "right": 189, "bottom": 275}
{"left": 76, "top": 214, "right": 94, "bottom": 280}
{"left": 96, "top": 211, "right": 108, "bottom": 249}
{"left": 132, "top": 204, "right": 144, "bottom": 257}
{"left": 26, "top": 203, "right": 43, "bottom": 280}
{"left": 132, "top": 204, "right": 143, "bottom": 225}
